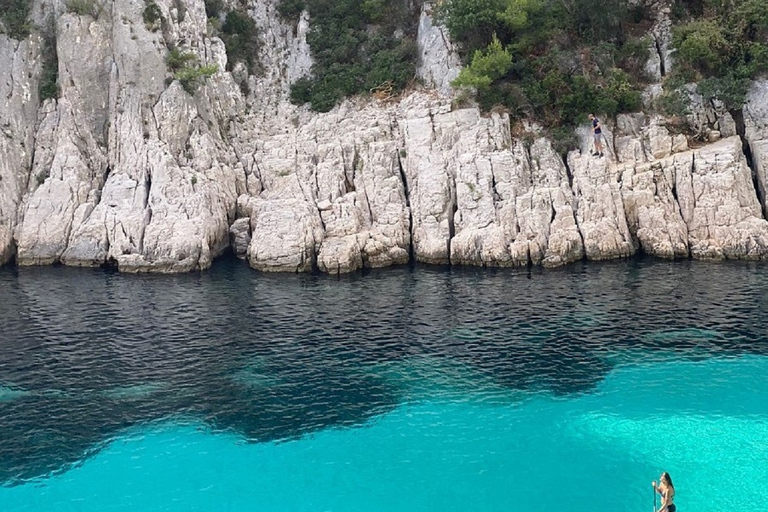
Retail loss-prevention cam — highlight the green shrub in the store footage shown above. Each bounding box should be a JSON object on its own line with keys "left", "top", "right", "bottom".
{"left": 287, "top": 0, "right": 420, "bottom": 111}
{"left": 566, "top": 0, "right": 629, "bottom": 43}
{"left": 204, "top": 0, "right": 224, "bottom": 18}
{"left": 175, "top": 64, "right": 218, "bottom": 94}
{"left": 278, "top": 0, "right": 305, "bottom": 20}
{"left": 498, "top": 0, "right": 541, "bottom": 30}
{"left": 672, "top": 20, "right": 731, "bottom": 76}
{"left": 66, "top": 0, "right": 102, "bottom": 17}
{"left": 143, "top": 1, "right": 163, "bottom": 30}
{"left": 39, "top": 65, "right": 59, "bottom": 101}
{"left": 284, "top": 0, "right": 760, "bottom": 122}
{"left": 306, "top": 84, "right": 340, "bottom": 112}
{"left": 0, "top": 0, "right": 31, "bottom": 39}
{"left": 668, "top": 0, "right": 768, "bottom": 108}
{"left": 167, "top": 48, "right": 198, "bottom": 72}
{"left": 166, "top": 48, "right": 217, "bottom": 94}
{"left": 697, "top": 75, "right": 752, "bottom": 110}
{"left": 437, "top": 0, "right": 651, "bottom": 129}
{"left": 221, "top": 10, "right": 260, "bottom": 74}
{"left": 732, "top": 0, "right": 768, "bottom": 41}
{"left": 657, "top": 87, "right": 690, "bottom": 117}
{"left": 477, "top": 82, "right": 530, "bottom": 118}
{"left": 435, "top": 0, "right": 508, "bottom": 50}
{"left": 364, "top": 37, "right": 418, "bottom": 91}
{"left": 616, "top": 37, "right": 652, "bottom": 81}
{"left": 671, "top": 0, "right": 704, "bottom": 19}
{"left": 452, "top": 34, "right": 513, "bottom": 90}
{"left": 549, "top": 126, "right": 579, "bottom": 157}
{"left": 605, "top": 69, "right": 642, "bottom": 112}
{"left": 39, "top": 32, "right": 59, "bottom": 101}
{"left": 289, "top": 76, "right": 314, "bottom": 104}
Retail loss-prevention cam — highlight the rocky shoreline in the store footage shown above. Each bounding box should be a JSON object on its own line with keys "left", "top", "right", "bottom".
{"left": 2, "top": 0, "right": 768, "bottom": 274}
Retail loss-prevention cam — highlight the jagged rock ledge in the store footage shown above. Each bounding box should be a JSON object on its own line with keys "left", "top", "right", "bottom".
{"left": 1, "top": 0, "right": 768, "bottom": 274}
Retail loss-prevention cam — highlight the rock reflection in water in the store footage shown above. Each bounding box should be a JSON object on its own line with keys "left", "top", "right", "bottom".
{"left": 0, "top": 257, "right": 767, "bottom": 484}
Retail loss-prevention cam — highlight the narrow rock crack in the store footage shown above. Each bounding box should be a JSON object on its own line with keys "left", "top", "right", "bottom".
{"left": 731, "top": 108, "right": 765, "bottom": 219}
{"left": 396, "top": 149, "right": 414, "bottom": 263}
{"left": 654, "top": 36, "right": 666, "bottom": 77}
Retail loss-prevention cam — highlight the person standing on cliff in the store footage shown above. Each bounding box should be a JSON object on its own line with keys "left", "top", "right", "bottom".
{"left": 589, "top": 113, "right": 604, "bottom": 157}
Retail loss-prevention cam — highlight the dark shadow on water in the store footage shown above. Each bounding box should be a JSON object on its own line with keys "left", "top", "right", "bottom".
{"left": 1, "top": 256, "right": 768, "bottom": 483}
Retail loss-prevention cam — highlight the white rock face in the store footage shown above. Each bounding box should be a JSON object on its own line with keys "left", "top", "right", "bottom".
{"left": 619, "top": 137, "right": 768, "bottom": 260}
{"left": 16, "top": 13, "right": 111, "bottom": 265}
{"left": 246, "top": 0, "right": 311, "bottom": 115}
{"left": 684, "top": 85, "right": 739, "bottom": 142}
{"left": 620, "top": 157, "right": 690, "bottom": 259}
{"left": 416, "top": 3, "right": 461, "bottom": 96}
{"left": 229, "top": 217, "right": 251, "bottom": 258}
{"left": 2, "top": 0, "right": 768, "bottom": 274}
{"left": 244, "top": 193, "right": 324, "bottom": 273}
{"left": 0, "top": 34, "right": 42, "bottom": 265}
{"left": 515, "top": 138, "right": 585, "bottom": 267}
{"left": 10, "top": 0, "right": 241, "bottom": 272}
{"left": 745, "top": 80, "right": 768, "bottom": 140}
{"left": 645, "top": 3, "right": 674, "bottom": 81}
{"left": 401, "top": 102, "right": 583, "bottom": 267}
{"left": 613, "top": 113, "right": 688, "bottom": 164}
{"left": 568, "top": 151, "right": 635, "bottom": 261}
{"left": 683, "top": 138, "right": 768, "bottom": 259}
{"left": 744, "top": 80, "right": 768, "bottom": 215}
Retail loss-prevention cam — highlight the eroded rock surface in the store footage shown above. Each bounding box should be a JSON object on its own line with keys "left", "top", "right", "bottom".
{"left": 1, "top": 0, "right": 768, "bottom": 274}
{"left": 745, "top": 80, "right": 768, "bottom": 216}
{"left": 416, "top": 2, "right": 460, "bottom": 97}
{"left": 0, "top": 34, "right": 42, "bottom": 265}
{"left": 620, "top": 137, "right": 768, "bottom": 260}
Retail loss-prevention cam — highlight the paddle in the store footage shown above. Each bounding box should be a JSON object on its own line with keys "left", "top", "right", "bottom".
{"left": 653, "top": 481, "right": 657, "bottom": 512}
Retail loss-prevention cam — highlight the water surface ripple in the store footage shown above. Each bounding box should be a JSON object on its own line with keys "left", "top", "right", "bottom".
{"left": 1, "top": 258, "right": 767, "bottom": 486}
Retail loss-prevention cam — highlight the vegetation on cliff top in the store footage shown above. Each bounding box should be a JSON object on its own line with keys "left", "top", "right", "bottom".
{"left": 668, "top": 0, "right": 768, "bottom": 111}
{"left": 4, "top": 0, "right": 766, "bottom": 130}
{"left": 436, "top": 0, "right": 650, "bottom": 130}
{"left": 280, "top": 0, "right": 421, "bottom": 112}
{"left": 277, "top": 0, "right": 767, "bottom": 136}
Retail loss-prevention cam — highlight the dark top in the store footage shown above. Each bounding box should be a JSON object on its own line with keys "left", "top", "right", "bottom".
{"left": 592, "top": 118, "right": 602, "bottom": 134}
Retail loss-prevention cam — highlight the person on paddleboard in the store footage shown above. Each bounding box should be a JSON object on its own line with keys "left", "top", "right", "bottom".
{"left": 652, "top": 472, "right": 676, "bottom": 512}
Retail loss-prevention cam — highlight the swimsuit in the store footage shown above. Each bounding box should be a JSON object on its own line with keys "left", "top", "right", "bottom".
{"left": 662, "top": 488, "right": 676, "bottom": 512}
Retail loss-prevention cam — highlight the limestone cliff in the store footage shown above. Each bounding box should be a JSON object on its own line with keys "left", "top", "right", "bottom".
{"left": 1, "top": 0, "right": 768, "bottom": 273}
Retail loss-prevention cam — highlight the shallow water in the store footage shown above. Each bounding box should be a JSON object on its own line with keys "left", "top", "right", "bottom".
{"left": 1, "top": 258, "right": 767, "bottom": 511}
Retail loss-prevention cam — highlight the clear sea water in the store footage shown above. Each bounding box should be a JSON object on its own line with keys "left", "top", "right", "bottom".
{"left": 1, "top": 258, "right": 767, "bottom": 512}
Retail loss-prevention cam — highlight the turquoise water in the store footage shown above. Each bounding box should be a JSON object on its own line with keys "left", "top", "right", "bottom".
{"left": 2, "top": 259, "right": 768, "bottom": 511}
{"left": 2, "top": 355, "right": 766, "bottom": 512}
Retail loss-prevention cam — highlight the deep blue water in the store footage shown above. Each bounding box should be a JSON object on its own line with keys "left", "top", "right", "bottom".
{"left": 1, "top": 258, "right": 767, "bottom": 511}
